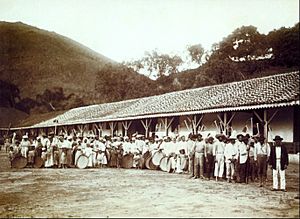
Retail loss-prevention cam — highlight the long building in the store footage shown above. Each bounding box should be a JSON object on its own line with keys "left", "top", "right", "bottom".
{"left": 2, "top": 71, "right": 299, "bottom": 153}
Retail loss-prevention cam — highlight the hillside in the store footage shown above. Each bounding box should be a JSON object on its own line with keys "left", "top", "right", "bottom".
{"left": 0, "top": 21, "right": 154, "bottom": 106}
{"left": 0, "top": 21, "right": 158, "bottom": 128}
{"left": 0, "top": 107, "right": 28, "bottom": 128}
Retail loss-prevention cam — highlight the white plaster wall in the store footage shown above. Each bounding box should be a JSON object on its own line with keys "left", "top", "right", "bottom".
{"left": 201, "top": 113, "right": 220, "bottom": 133}
{"left": 117, "top": 122, "right": 123, "bottom": 136}
{"left": 102, "top": 129, "right": 111, "bottom": 136}
{"left": 231, "top": 112, "right": 253, "bottom": 134}
{"left": 268, "top": 108, "right": 294, "bottom": 142}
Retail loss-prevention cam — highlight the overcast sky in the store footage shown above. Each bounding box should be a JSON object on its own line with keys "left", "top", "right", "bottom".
{"left": 0, "top": 0, "right": 298, "bottom": 62}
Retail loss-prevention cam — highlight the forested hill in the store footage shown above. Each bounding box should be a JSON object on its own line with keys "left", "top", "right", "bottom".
{"left": 0, "top": 21, "right": 156, "bottom": 115}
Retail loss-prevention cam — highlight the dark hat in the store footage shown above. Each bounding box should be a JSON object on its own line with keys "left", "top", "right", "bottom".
{"left": 236, "top": 133, "right": 245, "bottom": 138}
{"left": 207, "top": 136, "right": 214, "bottom": 142}
{"left": 215, "top": 133, "right": 225, "bottom": 139}
{"left": 273, "top": 135, "right": 283, "bottom": 141}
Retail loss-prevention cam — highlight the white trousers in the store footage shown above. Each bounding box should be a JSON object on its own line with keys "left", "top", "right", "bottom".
{"left": 214, "top": 154, "right": 224, "bottom": 177}
{"left": 226, "top": 162, "right": 235, "bottom": 180}
{"left": 21, "top": 147, "right": 28, "bottom": 158}
{"left": 273, "top": 160, "right": 286, "bottom": 190}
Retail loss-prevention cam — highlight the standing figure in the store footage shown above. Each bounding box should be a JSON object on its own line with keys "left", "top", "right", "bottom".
{"left": 44, "top": 132, "right": 55, "bottom": 168}
{"left": 186, "top": 134, "right": 196, "bottom": 178}
{"left": 254, "top": 136, "right": 270, "bottom": 187}
{"left": 213, "top": 134, "right": 226, "bottom": 181}
{"left": 193, "top": 134, "right": 205, "bottom": 179}
{"left": 236, "top": 134, "right": 248, "bottom": 183}
{"left": 204, "top": 136, "right": 215, "bottom": 180}
{"left": 247, "top": 141, "right": 256, "bottom": 182}
{"left": 224, "top": 136, "right": 237, "bottom": 183}
{"left": 269, "top": 135, "right": 289, "bottom": 192}
{"left": 20, "top": 135, "right": 30, "bottom": 158}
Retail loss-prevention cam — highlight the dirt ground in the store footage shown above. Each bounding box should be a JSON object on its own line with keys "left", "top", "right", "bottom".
{"left": 0, "top": 150, "right": 299, "bottom": 218}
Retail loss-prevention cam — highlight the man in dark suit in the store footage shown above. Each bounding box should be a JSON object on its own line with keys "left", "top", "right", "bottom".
{"left": 269, "top": 135, "right": 289, "bottom": 192}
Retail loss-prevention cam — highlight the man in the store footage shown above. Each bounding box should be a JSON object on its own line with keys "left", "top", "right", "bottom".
{"left": 269, "top": 135, "right": 289, "bottom": 192}
{"left": 98, "top": 137, "right": 108, "bottom": 167}
{"left": 20, "top": 135, "right": 30, "bottom": 158}
{"left": 204, "top": 136, "right": 215, "bottom": 180}
{"left": 213, "top": 134, "right": 226, "bottom": 181}
{"left": 44, "top": 132, "right": 55, "bottom": 168}
{"left": 27, "top": 140, "right": 36, "bottom": 168}
{"left": 247, "top": 140, "right": 256, "bottom": 182}
{"left": 236, "top": 134, "right": 248, "bottom": 183}
{"left": 254, "top": 136, "right": 270, "bottom": 187}
{"left": 122, "top": 136, "right": 132, "bottom": 155}
{"left": 224, "top": 135, "right": 237, "bottom": 183}
{"left": 193, "top": 134, "right": 205, "bottom": 179}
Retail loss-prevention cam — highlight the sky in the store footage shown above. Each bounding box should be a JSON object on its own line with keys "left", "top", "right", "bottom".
{"left": 0, "top": 0, "right": 299, "bottom": 63}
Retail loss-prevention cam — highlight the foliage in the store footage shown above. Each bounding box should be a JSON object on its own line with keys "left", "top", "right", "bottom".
{"left": 0, "top": 80, "right": 20, "bottom": 107}
{"left": 125, "top": 50, "right": 183, "bottom": 79}
{"left": 267, "top": 23, "right": 300, "bottom": 67}
{"left": 95, "top": 63, "right": 156, "bottom": 103}
{"left": 187, "top": 44, "right": 205, "bottom": 65}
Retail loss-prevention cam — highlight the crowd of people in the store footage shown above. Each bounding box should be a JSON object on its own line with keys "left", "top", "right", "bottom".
{"left": 1, "top": 130, "right": 289, "bottom": 192}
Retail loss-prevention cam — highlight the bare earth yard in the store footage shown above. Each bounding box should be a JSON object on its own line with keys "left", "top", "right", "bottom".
{"left": 0, "top": 150, "right": 299, "bottom": 218}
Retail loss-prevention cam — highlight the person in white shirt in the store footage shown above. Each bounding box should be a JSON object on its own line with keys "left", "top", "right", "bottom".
{"left": 213, "top": 134, "right": 226, "bottom": 181}
{"left": 224, "top": 136, "right": 237, "bottom": 182}
{"left": 254, "top": 136, "right": 270, "bottom": 187}
{"left": 193, "top": 134, "right": 206, "bottom": 179}
{"left": 236, "top": 134, "right": 249, "bottom": 183}
{"left": 149, "top": 138, "right": 158, "bottom": 153}
{"left": 269, "top": 135, "right": 289, "bottom": 192}
{"left": 97, "top": 138, "right": 107, "bottom": 167}
{"left": 20, "top": 135, "right": 30, "bottom": 158}
{"left": 122, "top": 136, "right": 132, "bottom": 155}
{"left": 61, "top": 136, "right": 72, "bottom": 168}
{"left": 44, "top": 133, "right": 55, "bottom": 168}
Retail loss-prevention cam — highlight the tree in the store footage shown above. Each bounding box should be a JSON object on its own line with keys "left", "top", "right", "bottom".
{"left": 267, "top": 22, "right": 300, "bottom": 67}
{"left": 95, "top": 63, "right": 157, "bottom": 103}
{"left": 124, "top": 50, "right": 183, "bottom": 79}
{"left": 187, "top": 44, "right": 204, "bottom": 65}
{"left": 0, "top": 80, "right": 20, "bottom": 107}
{"left": 216, "top": 25, "right": 271, "bottom": 63}
{"left": 15, "top": 98, "right": 37, "bottom": 114}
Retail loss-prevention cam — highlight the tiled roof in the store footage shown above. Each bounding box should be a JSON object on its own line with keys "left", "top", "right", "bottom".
{"left": 30, "top": 71, "right": 299, "bottom": 128}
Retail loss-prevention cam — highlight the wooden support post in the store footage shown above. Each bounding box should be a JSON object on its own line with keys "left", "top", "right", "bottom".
{"left": 224, "top": 112, "right": 227, "bottom": 135}
{"left": 161, "top": 117, "right": 174, "bottom": 136}
{"left": 141, "top": 119, "right": 152, "bottom": 138}
{"left": 184, "top": 119, "right": 192, "bottom": 133}
{"left": 250, "top": 117, "right": 253, "bottom": 136}
{"left": 95, "top": 123, "right": 104, "bottom": 137}
{"left": 109, "top": 122, "right": 116, "bottom": 136}
{"left": 122, "top": 121, "right": 132, "bottom": 137}
{"left": 192, "top": 115, "right": 204, "bottom": 134}
{"left": 263, "top": 109, "right": 268, "bottom": 142}
{"left": 268, "top": 109, "right": 279, "bottom": 124}
{"left": 253, "top": 111, "right": 263, "bottom": 123}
